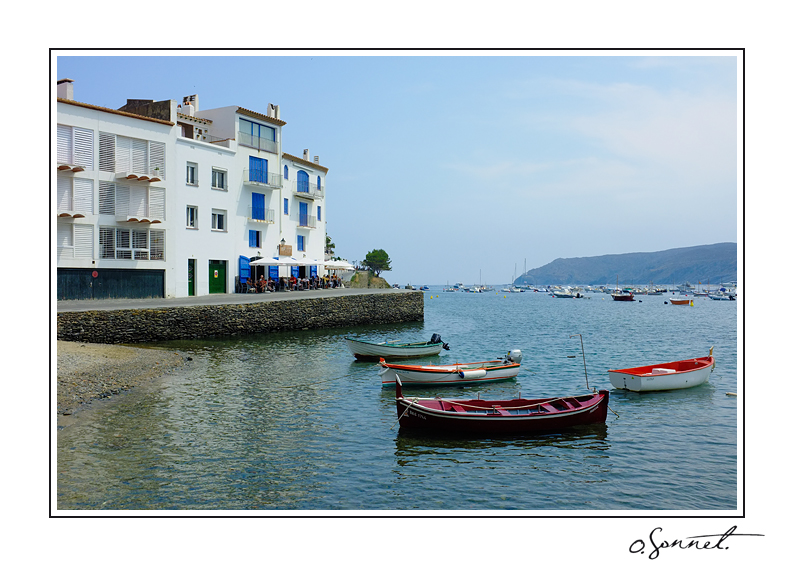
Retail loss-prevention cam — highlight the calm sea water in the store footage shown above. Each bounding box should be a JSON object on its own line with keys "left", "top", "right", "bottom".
{"left": 57, "top": 289, "right": 738, "bottom": 511}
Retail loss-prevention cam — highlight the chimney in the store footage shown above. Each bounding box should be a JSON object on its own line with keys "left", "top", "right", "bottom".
{"left": 314, "top": 156, "right": 320, "bottom": 164}
{"left": 57, "top": 78, "right": 74, "bottom": 101}
{"left": 303, "top": 149, "right": 310, "bottom": 161}
{"left": 182, "top": 94, "right": 198, "bottom": 112}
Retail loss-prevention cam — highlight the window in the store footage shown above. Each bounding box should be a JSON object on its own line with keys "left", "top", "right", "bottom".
{"left": 212, "top": 209, "right": 226, "bottom": 231}
{"left": 317, "top": 205, "right": 322, "bottom": 222}
{"left": 284, "top": 165, "right": 289, "bottom": 180}
{"left": 99, "top": 132, "right": 165, "bottom": 178}
{"left": 57, "top": 224, "right": 93, "bottom": 258}
{"left": 297, "top": 170, "right": 309, "bottom": 193}
{"left": 239, "top": 118, "right": 277, "bottom": 153}
{"left": 317, "top": 175, "right": 322, "bottom": 192}
{"left": 99, "top": 227, "right": 164, "bottom": 260}
{"left": 252, "top": 193, "right": 266, "bottom": 221}
{"left": 57, "top": 124, "right": 94, "bottom": 169}
{"left": 248, "top": 156, "right": 268, "bottom": 184}
{"left": 249, "top": 230, "right": 261, "bottom": 248}
{"left": 98, "top": 182, "right": 165, "bottom": 220}
{"left": 186, "top": 205, "right": 198, "bottom": 228}
{"left": 297, "top": 234, "right": 305, "bottom": 252}
{"left": 57, "top": 177, "right": 94, "bottom": 214}
{"left": 186, "top": 163, "right": 197, "bottom": 185}
{"left": 212, "top": 168, "right": 227, "bottom": 190}
{"left": 284, "top": 198, "right": 289, "bottom": 215}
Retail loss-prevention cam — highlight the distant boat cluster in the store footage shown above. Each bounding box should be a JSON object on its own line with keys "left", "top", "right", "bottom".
{"left": 430, "top": 280, "right": 737, "bottom": 301}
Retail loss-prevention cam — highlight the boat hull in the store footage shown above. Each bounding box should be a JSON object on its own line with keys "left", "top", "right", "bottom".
{"left": 396, "top": 390, "right": 610, "bottom": 434}
{"left": 345, "top": 338, "right": 444, "bottom": 360}
{"left": 380, "top": 360, "right": 520, "bottom": 386}
{"left": 609, "top": 355, "right": 714, "bottom": 392}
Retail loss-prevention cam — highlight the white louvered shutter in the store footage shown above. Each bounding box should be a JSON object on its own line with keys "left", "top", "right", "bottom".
{"left": 150, "top": 230, "right": 165, "bottom": 260}
{"left": 99, "top": 182, "right": 115, "bottom": 214}
{"left": 73, "top": 128, "right": 94, "bottom": 170}
{"left": 150, "top": 141, "right": 165, "bottom": 178}
{"left": 129, "top": 185, "right": 147, "bottom": 217}
{"left": 115, "top": 184, "right": 130, "bottom": 217}
{"left": 57, "top": 177, "right": 72, "bottom": 211}
{"left": 74, "top": 224, "right": 94, "bottom": 258}
{"left": 57, "top": 223, "right": 73, "bottom": 250}
{"left": 132, "top": 138, "right": 148, "bottom": 175}
{"left": 73, "top": 178, "right": 93, "bottom": 214}
{"left": 149, "top": 187, "right": 165, "bottom": 220}
{"left": 57, "top": 125, "right": 72, "bottom": 164}
{"left": 116, "top": 136, "right": 131, "bottom": 173}
{"left": 99, "top": 132, "right": 115, "bottom": 172}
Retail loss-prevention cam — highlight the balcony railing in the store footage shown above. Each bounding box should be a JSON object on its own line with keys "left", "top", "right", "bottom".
{"left": 295, "top": 181, "right": 323, "bottom": 199}
{"left": 243, "top": 169, "right": 282, "bottom": 188}
{"left": 238, "top": 131, "right": 278, "bottom": 153}
{"left": 298, "top": 214, "right": 317, "bottom": 229}
{"left": 248, "top": 206, "right": 276, "bottom": 224}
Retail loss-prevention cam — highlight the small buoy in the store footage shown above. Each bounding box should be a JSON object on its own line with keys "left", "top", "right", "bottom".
{"left": 726, "top": 392, "right": 737, "bottom": 397}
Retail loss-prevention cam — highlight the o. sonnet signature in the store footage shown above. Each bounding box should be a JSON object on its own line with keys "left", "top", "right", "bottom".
{"left": 629, "top": 525, "right": 764, "bottom": 560}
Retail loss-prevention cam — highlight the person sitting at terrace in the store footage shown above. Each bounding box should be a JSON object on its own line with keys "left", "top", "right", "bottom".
{"left": 267, "top": 277, "right": 276, "bottom": 292}
{"left": 256, "top": 276, "right": 266, "bottom": 293}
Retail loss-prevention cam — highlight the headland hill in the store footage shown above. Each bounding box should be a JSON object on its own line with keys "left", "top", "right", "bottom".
{"left": 514, "top": 242, "right": 737, "bottom": 286}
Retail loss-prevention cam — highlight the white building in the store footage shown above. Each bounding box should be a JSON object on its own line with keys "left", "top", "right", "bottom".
{"left": 56, "top": 80, "right": 329, "bottom": 300}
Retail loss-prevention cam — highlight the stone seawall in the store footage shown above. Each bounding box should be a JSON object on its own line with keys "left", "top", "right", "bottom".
{"left": 57, "top": 292, "right": 424, "bottom": 344}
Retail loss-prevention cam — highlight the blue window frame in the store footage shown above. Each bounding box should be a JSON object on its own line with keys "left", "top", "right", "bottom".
{"left": 297, "top": 170, "right": 309, "bottom": 193}
{"left": 297, "top": 235, "right": 305, "bottom": 252}
{"left": 317, "top": 205, "right": 322, "bottom": 222}
{"left": 249, "top": 156, "right": 267, "bottom": 184}
{"left": 283, "top": 198, "right": 289, "bottom": 215}
{"left": 252, "top": 192, "right": 265, "bottom": 221}
{"left": 317, "top": 175, "right": 322, "bottom": 191}
{"left": 284, "top": 165, "right": 289, "bottom": 180}
{"left": 249, "top": 230, "right": 261, "bottom": 247}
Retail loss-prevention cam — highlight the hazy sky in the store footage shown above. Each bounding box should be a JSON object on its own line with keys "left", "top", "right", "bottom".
{"left": 55, "top": 52, "right": 739, "bottom": 285}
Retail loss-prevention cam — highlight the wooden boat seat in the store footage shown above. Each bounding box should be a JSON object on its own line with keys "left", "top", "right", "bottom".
{"left": 492, "top": 405, "right": 512, "bottom": 416}
{"left": 451, "top": 404, "right": 466, "bottom": 413}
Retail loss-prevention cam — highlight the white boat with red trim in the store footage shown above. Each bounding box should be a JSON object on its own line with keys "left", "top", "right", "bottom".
{"left": 608, "top": 348, "right": 715, "bottom": 392}
{"left": 379, "top": 350, "right": 522, "bottom": 387}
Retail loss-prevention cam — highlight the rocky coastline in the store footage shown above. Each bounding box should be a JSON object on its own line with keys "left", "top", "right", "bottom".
{"left": 56, "top": 340, "right": 188, "bottom": 416}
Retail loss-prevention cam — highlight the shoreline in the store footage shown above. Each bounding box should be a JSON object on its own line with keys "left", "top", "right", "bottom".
{"left": 56, "top": 340, "right": 189, "bottom": 416}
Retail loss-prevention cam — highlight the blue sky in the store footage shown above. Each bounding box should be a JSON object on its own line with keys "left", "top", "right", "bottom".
{"left": 55, "top": 52, "right": 739, "bottom": 285}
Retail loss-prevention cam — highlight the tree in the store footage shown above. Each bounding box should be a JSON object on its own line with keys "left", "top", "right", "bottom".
{"left": 325, "top": 235, "right": 336, "bottom": 256}
{"left": 362, "top": 249, "right": 392, "bottom": 277}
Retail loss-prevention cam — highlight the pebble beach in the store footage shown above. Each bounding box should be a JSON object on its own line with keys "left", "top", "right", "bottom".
{"left": 57, "top": 340, "right": 188, "bottom": 416}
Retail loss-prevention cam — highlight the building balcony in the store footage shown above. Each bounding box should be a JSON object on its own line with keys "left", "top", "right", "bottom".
{"left": 243, "top": 169, "right": 282, "bottom": 189}
{"left": 248, "top": 206, "right": 276, "bottom": 224}
{"left": 238, "top": 131, "right": 278, "bottom": 154}
{"left": 57, "top": 163, "right": 86, "bottom": 173}
{"left": 294, "top": 182, "right": 323, "bottom": 200}
{"left": 298, "top": 214, "right": 317, "bottom": 229}
{"left": 115, "top": 170, "right": 163, "bottom": 183}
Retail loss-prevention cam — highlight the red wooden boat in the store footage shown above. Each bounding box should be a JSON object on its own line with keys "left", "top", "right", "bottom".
{"left": 394, "top": 377, "right": 609, "bottom": 434}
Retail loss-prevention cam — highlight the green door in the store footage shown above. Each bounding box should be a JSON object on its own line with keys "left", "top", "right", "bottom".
{"left": 188, "top": 259, "right": 196, "bottom": 296}
{"left": 208, "top": 260, "right": 226, "bottom": 294}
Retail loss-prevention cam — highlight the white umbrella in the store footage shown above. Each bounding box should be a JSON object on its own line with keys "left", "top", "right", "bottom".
{"left": 250, "top": 256, "right": 300, "bottom": 266}
{"left": 325, "top": 259, "right": 355, "bottom": 270}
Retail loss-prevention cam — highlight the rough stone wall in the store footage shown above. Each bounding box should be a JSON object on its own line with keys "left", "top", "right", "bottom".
{"left": 57, "top": 293, "right": 424, "bottom": 344}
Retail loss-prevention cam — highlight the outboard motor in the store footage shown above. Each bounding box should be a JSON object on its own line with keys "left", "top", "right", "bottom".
{"left": 430, "top": 333, "right": 451, "bottom": 350}
{"left": 506, "top": 349, "right": 522, "bottom": 364}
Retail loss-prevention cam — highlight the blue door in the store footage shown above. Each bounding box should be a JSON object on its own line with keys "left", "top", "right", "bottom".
{"left": 269, "top": 266, "right": 279, "bottom": 280}
{"left": 252, "top": 192, "right": 265, "bottom": 220}
{"left": 249, "top": 156, "right": 267, "bottom": 183}
{"left": 299, "top": 201, "right": 309, "bottom": 227}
